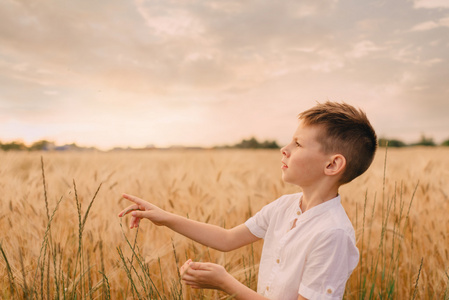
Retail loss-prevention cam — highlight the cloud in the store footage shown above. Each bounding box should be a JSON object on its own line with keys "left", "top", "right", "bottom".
{"left": 129, "top": 0, "right": 342, "bottom": 93}
{"left": 134, "top": 0, "right": 205, "bottom": 38}
{"left": 411, "top": 17, "right": 449, "bottom": 31}
{"left": 0, "top": 0, "right": 372, "bottom": 101}
{"left": 393, "top": 45, "right": 444, "bottom": 66}
{"left": 346, "top": 40, "right": 385, "bottom": 58}
{"left": 414, "top": 0, "right": 449, "bottom": 9}
{"left": 411, "top": 21, "right": 440, "bottom": 31}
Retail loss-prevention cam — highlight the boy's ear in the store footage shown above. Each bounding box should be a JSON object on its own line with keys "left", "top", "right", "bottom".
{"left": 324, "top": 154, "right": 346, "bottom": 176}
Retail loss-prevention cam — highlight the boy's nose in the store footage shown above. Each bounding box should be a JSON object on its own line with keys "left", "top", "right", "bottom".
{"left": 281, "top": 146, "right": 289, "bottom": 157}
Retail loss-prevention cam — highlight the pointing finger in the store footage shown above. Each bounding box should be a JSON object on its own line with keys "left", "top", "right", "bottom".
{"left": 122, "top": 193, "right": 146, "bottom": 206}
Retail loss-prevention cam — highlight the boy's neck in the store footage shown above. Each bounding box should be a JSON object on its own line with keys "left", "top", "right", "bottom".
{"left": 300, "top": 184, "right": 339, "bottom": 212}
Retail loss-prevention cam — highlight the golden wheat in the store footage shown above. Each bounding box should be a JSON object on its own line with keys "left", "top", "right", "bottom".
{"left": 0, "top": 148, "right": 448, "bottom": 299}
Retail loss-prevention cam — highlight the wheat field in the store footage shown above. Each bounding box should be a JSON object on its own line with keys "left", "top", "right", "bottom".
{"left": 0, "top": 147, "right": 448, "bottom": 299}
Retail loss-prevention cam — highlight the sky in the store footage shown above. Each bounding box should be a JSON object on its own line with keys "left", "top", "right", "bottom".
{"left": 1, "top": 0, "right": 448, "bottom": 150}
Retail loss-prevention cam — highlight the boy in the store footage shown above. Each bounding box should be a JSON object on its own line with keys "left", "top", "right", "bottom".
{"left": 118, "top": 101, "right": 377, "bottom": 299}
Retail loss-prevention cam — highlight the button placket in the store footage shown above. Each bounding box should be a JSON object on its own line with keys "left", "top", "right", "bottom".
{"left": 265, "top": 229, "right": 288, "bottom": 295}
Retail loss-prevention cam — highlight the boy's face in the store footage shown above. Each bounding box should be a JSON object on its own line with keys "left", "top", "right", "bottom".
{"left": 280, "top": 121, "right": 330, "bottom": 187}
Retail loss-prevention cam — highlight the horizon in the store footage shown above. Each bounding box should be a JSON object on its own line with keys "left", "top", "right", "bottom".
{"left": 0, "top": 133, "right": 445, "bottom": 152}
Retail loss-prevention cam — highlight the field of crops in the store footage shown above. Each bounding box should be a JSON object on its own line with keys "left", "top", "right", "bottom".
{"left": 1, "top": 148, "right": 448, "bottom": 299}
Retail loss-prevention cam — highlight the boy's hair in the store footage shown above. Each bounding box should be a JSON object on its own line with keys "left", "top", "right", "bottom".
{"left": 298, "top": 101, "right": 377, "bottom": 184}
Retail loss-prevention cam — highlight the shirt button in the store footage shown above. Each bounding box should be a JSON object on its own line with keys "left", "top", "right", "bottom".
{"left": 276, "top": 259, "right": 280, "bottom": 264}
{"left": 327, "top": 288, "right": 332, "bottom": 294}
{"left": 266, "top": 286, "right": 269, "bottom": 291}
{"left": 296, "top": 211, "right": 301, "bottom": 215}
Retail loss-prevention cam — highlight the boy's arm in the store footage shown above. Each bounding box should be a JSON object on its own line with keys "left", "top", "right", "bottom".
{"left": 118, "top": 193, "right": 260, "bottom": 252}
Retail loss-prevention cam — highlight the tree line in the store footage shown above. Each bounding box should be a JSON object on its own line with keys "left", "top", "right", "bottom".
{"left": 378, "top": 134, "right": 449, "bottom": 147}
{"left": 1, "top": 135, "right": 449, "bottom": 151}
{"left": 218, "top": 137, "right": 280, "bottom": 149}
{"left": 0, "top": 140, "right": 92, "bottom": 151}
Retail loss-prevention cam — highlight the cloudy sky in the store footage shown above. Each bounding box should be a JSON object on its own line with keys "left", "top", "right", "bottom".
{"left": 1, "top": 0, "right": 448, "bottom": 149}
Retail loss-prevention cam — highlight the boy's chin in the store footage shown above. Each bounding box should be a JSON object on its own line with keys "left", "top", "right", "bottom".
{"left": 281, "top": 176, "right": 301, "bottom": 187}
{"left": 281, "top": 175, "right": 293, "bottom": 185}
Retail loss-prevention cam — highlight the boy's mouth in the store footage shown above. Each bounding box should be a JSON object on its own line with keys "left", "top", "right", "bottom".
{"left": 281, "top": 161, "right": 288, "bottom": 169}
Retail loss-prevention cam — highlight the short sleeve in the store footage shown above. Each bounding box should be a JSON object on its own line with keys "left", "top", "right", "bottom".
{"left": 244, "top": 196, "right": 284, "bottom": 239}
{"left": 298, "top": 228, "right": 359, "bottom": 299}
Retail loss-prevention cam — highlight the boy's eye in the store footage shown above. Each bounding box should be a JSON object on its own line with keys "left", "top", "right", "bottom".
{"left": 295, "top": 142, "right": 301, "bottom": 147}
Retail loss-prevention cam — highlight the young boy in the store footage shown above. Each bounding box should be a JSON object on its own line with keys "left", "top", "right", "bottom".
{"left": 118, "top": 101, "right": 377, "bottom": 300}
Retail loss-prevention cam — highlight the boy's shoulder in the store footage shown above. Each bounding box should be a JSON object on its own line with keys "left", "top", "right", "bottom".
{"left": 310, "top": 196, "right": 356, "bottom": 241}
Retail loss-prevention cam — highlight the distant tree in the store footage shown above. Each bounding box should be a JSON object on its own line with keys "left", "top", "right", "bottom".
{"left": 29, "top": 140, "right": 54, "bottom": 151}
{"left": 261, "top": 140, "right": 280, "bottom": 149}
{"left": 378, "top": 138, "right": 406, "bottom": 148}
{"left": 55, "top": 143, "right": 82, "bottom": 151}
{"left": 441, "top": 139, "right": 449, "bottom": 146}
{"left": 0, "top": 141, "right": 27, "bottom": 151}
{"left": 412, "top": 134, "right": 436, "bottom": 146}
{"left": 235, "top": 137, "right": 259, "bottom": 149}
{"left": 234, "top": 137, "right": 279, "bottom": 149}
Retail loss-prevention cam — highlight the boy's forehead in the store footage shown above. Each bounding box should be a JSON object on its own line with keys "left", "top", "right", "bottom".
{"left": 294, "top": 120, "right": 319, "bottom": 134}
{"left": 293, "top": 121, "right": 324, "bottom": 141}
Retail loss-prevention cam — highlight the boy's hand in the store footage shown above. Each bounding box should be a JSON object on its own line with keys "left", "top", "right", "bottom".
{"left": 118, "top": 193, "right": 168, "bottom": 228}
{"left": 181, "top": 259, "right": 268, "bottom": 300}
{"left": 180, "top": 259, "right": 230, "bottom": 290}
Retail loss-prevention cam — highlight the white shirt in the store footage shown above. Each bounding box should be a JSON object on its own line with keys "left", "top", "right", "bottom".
{"left": 245, "top": 193, "right": 359, "bottom": 300}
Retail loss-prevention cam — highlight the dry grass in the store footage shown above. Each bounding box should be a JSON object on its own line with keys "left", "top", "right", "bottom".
{"left": 0, "top": 148, "right": 448, "bottom": 299}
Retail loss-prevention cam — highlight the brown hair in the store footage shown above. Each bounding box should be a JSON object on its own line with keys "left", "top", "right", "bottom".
{"left": 298, "top": 101, "right": 377, "bottom": 184}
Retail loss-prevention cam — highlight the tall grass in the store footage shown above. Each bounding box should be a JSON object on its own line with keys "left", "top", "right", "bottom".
{"left": 0, "top": 148, "right": 448, "bottom": 299}
{"left": 0, "top": 158, "right": 103, "bottom": 299}
{"left": 351, "top": 146, "right": 420, "bottom": 299}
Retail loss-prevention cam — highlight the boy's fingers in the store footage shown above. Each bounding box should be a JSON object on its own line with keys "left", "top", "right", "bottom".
{"left": 122, "top": 193, "right": 145, "bottom": 205}
{"left": 189, "top": 261, "right": 202, "bottom": 270}
{"left": 118, "top": 204, "right": 139, "bottom": 217}
{"left": 130, "top": 216, "right": 140, "bottom": 228}
{"left": 131, "top": 210, "right": 146, "bottom": 218}
{"left": 181, "top": 259, "right": 193, "bottom": 276}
